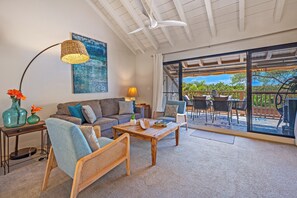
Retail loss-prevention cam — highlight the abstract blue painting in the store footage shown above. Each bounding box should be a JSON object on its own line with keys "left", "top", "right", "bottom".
{"left": 72, "top": 33, "right": 108, "bottom": 93}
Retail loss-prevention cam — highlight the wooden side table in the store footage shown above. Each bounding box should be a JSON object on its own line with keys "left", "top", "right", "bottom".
{"left": 136, "top": 104, "right": 151, "bottom": 118}
{"left": 0, "top": 121, "right": 48, "bottom": 175}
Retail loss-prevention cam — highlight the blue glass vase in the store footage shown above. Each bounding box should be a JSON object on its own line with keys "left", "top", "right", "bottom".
{"left": 27, "top": 113, "right": 40, "bottom": 125}
{"left": 2, "top": 99, "right": 27, "bottom": 128}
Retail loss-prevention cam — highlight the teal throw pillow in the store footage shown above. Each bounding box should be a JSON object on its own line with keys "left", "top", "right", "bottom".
{"left": 68, "top": 104, "right": 86, "bottom": 123}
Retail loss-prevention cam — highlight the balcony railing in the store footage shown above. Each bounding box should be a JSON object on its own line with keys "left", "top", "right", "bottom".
{"left": 183, "top": 90, "right": 297, "bottom": 119}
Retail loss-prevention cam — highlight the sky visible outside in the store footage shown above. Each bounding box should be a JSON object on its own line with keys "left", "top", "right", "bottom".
{"left": 183, "top": 74, "right": 262, "bottom": 86}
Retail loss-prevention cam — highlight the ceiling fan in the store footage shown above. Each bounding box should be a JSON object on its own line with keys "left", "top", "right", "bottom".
{"left": 128, "top": 0, "right": 187, "bottom": 34}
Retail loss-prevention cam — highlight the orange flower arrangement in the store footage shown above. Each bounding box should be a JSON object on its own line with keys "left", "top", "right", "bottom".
{"left": 7, "top": 89, "right": 26, "bottom": 100}
{"left": 31, "top": 105, "right": 42, "bottom": 114}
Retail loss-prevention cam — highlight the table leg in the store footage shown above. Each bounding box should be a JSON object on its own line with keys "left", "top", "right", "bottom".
{"left": 175, "top": 127, "right": 180, "bottom": 146}
{"left": 41, "top": 130, "right": 44, "bottom": 154}
{"left": 46, "top": 130, "right": 50, "bottom": 159}
{"left": 112, "top": 129, "right": 118, "bottom": 139}
{"left": 14, "top": 135, "right": 19, "bottom": 156}
{"left": 3, "top": 133, "right": 6, "bottom": 175}
{"left": 7, "top": 136, "right": 10, "bottom": 173}
{"left": 151, "top": 138, "right": 157, "bottom": 166}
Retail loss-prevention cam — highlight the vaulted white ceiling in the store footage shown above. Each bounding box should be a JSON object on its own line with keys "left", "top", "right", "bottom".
{"left": 86, "top": 0, "right": 297, "bottom": 55}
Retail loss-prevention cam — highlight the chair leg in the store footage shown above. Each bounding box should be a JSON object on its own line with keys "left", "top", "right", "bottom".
{"left": 70, "top": 163, "right": 83, "bottom": 198}
{"left": 228, "top": 112, "right": 230, "bottom": 125}
{"left": 206, "top": 110, "right": 208, "bottom": 123}
{"left": 212, "top": 112, "right": 215, "bottom": 123}
{"left": 42, "top": 147, "right": 57, "bottom": 191}
{"left": 126, "top": 157, "right": 130, "bottom": 176}
{"left": 236, "top": 109, "right": 239, "bottom": 124}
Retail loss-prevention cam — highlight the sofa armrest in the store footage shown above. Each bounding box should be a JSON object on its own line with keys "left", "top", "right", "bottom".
{"left": 135, "top": 106, "right": 144, "bottom": 118}
{"left": 50, "top": 114, "right": 82, "bottom": 125}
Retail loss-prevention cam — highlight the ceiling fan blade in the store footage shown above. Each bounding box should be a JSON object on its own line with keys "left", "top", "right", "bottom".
{"left": 157, "top": 20, "right": 187, "bottom": 27}
{"left": 128, "top": 27, "right": 144, "bottom": 34}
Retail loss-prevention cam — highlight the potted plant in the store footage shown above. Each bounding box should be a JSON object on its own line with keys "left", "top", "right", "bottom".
{"left": 2, "top": 89, "right": 27, "bottom": 128}
{"left": 130, "top": 114, "right": 136, "bottom": 125}
{"left": 27, "top": 105, "right": 42, "bottom": 124}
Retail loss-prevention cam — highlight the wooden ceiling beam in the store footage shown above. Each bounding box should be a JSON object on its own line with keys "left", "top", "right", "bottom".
{"left": 266, "top": 51, "right": 273, "bottom": 60}
{"left": 172, "top": 0, "right": 193, "bottom": 41}
{"left": 182, "top": 62, "right": 188, "bottom": 68}
{"left": 274, "top": 0, "right": 286, "bottom": 22}
{"left": 240, "top": 53, "right": 245, "bottom": 62}
{"left": 238, "top": 0, "right": 245, "bottom": 31}
{"left": 86, "top": 0, "right": 137, "bottom": 54}
{"left": 98, "top": 0, "right": 145, "bottom": 53}
{"left": 218, "top": 58, "right": 222, "bottom": 65}
{"left": 204, "top": 0, "right": 216, "bottom": 37}
{"left": 120, "top": 0, "right": 158, "bottom": 50}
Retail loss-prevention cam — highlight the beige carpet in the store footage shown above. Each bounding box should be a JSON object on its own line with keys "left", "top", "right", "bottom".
{"left": 1, "top": 128, "right": 297, "bottom": 198}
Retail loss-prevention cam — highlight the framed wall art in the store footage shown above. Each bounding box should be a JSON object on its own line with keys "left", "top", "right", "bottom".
{"left": 71, "top": 33, "right": 108, "bottom": 93}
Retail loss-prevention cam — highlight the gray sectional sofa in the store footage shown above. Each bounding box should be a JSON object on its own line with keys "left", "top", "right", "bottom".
{"left": 50, "top": 98, "right": 144, "bottom": 137}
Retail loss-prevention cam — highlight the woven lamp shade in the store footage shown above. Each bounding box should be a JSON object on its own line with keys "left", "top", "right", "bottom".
{"left": 60, "top": 40, "right": 89, "bottom": 64}
{"left": 127, "top": 87, "right": 138, "bottom": 97}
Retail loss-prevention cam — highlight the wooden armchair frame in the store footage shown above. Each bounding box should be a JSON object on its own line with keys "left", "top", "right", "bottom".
{"left": 42, "top": 129, "right": 130, "bottom": 198}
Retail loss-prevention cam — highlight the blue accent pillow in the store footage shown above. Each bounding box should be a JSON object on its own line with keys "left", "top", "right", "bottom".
{"left": 68, "top": 104, "right": 86, "bottom": 123}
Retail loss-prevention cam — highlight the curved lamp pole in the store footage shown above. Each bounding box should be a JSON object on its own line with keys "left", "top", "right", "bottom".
{"left": 19, "top": 43, "right": 61, "bottom": 92}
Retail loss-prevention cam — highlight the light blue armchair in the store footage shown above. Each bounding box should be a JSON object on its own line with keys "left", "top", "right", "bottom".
{"left": 153, "top": 100, "right": 188, "bottom": 130}
{"left": 42, "top": 118, "right": 130, "bottom": 198}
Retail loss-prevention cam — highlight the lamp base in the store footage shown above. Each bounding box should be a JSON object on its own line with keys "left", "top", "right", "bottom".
{"left": 10, "top": 147, "right": 37, "bottom": 160}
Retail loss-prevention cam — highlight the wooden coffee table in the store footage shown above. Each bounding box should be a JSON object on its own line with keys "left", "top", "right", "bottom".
{"left": 112, "top": 119, "right": 180, "bottom": 166}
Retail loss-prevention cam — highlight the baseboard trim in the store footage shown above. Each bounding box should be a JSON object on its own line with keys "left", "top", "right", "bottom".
{"left": 189, "top": 124, "right": 295, "bottom": 145}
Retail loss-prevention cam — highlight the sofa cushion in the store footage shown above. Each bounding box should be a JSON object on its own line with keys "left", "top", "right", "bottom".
{"left": 57, "top": 101, "right": 79, "bottom": 115}
{"left": 107, "top": 113, "right": 142, "bottom": 124}
{"left": 81, "top": 100, "right": 102, "bottom": 118}
{"left": 68, "top": 104, "right": 86, "bottom": 123}
{"left": 83, "top": 117, "right": 118, "bottom": 131}
{"left": 82, "top": 105, "right": 97, "bottom": 124}
{"left": 57, "top": 100, "right": 102, "bottom": 118}
{"left": 100, "top": 98, "right": 125, "bottom": 116}
{"left": 119, "top": 101, "right": 134, "bottom": 115}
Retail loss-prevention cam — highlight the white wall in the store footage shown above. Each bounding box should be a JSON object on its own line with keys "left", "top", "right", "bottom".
{"left": 0, "top": 0, "right": 136, "bottom": 148}
{"left": 135, "top": 53, "right": 153, "bottom": 105}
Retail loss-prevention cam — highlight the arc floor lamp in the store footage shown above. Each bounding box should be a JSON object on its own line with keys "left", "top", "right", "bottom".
{"left": 11, "top": 40, "right": 89, "bottom": 160}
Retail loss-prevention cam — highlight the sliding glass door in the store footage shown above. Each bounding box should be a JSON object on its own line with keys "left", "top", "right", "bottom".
{"left": 248, "top": 45, "right": 297, "bottom": 137}
{"left": 163, "top": 42, "right": 297, "bottom": 138}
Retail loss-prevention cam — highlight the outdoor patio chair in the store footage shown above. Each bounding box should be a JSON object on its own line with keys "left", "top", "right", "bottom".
{"left": 153, "top": 100, "right": 187, "bottom": 130}
{"left": 231, "top": 98, "right": 247, "bottom": 124}
{"left": 212, "top": 96, "right": 232, "bottom": 125}
{"left": 42, "top": 118, "right": 130, "bottom": 198}
{"left": 192, "top": 96, "right": 211, "bottom": 122}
